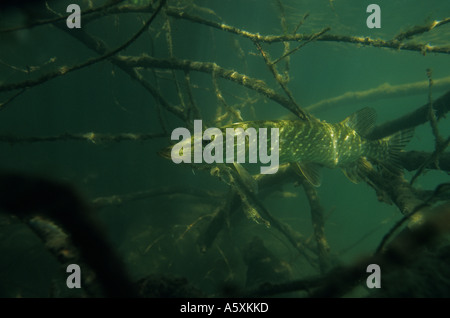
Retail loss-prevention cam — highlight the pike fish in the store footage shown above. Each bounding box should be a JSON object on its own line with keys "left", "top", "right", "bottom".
{"left": 160, "top": 107, "right": 413, "bottom": 187}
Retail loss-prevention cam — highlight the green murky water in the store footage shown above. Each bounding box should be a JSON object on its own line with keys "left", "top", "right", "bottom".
{"left": 0, "top": 0, "right": 449, "bottom": 298}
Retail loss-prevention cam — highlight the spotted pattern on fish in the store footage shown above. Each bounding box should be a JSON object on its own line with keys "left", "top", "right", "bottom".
{"left": 160, "top": 108, "right": 413, "bottom": 185}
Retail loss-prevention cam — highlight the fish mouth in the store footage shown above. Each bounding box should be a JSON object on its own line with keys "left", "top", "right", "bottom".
{"left": 157, "top": 146, "right": 172, "bottom": 160}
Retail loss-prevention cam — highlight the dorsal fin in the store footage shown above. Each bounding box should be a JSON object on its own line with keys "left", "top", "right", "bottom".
{"left": 343, "top": 107, "right": 377, "bottom": 137}
{"left": 293, "top": 162, "right": 322, "bottom": 187}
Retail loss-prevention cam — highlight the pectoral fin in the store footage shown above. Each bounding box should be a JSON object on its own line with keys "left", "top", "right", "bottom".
{"left": 293, "top": 162, "right": 322, "bottom": 187}
{"left": 341, "top": 157, "right": 374, "bottom": 183}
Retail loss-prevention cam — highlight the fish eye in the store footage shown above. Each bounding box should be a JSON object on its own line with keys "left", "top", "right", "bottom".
{"left": 202, "top": 135, "right": 217, "bottom": 147}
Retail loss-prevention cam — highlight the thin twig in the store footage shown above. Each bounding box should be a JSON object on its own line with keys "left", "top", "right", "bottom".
{"left": 212, "top": 68, "right": 243, "bottom": 122}
{"left": 410, "top": 70, "right": 448, "bottom": 185}
{"left": 393, "top": 18, "right": 450, "bottom": 41}
{"left": 292, "top": 12, "right": 310, "bottom": 34}
{"left": 426, "top": 69, "right": 442, "bottom": 145}
{"left": 214, "top": 165, "right": 319, "bottom": 269}
{"left": 306, "top": 77, "right": 450, "bottom": 114}
{"left": 375, "top": 183, "right": 450, "bottom": 255}
{"left": 183, "top": 70, "right": 202, "bottom": 122}
{"left": 0, "top": 0, "right": 126, "bottom": 34}
{"left": 0, "top": 0, "right": 166, "bottom": 93}
{"left": 117, "top": 55, "right": 310, "bottom": 119}
{"left": 398, "top": 151, "right": 450, "bottom": 172}
{"left": 0, "top": 88, "right": 26, "bottom": 111}
{"left": 253, "top": 41, "right": 308, "bottom": 120}
{"left": 92, "top": 186, "right": 223, "bottom": 209}
{"left": 0, "top": 173, "right": 138, "bottom": 297}
{"left": 272, "top": 27, "right": 331, "bottom": 65}
{"left": 364, "top": 169, "right": 424, "bottom": 215}
{"left": 0, "top": 132, "right": 167, "bottom": 144}
{"left": 302, "top": 180, "right": 330, "bottom": 274}
{"left": 368, "top": 90, "right": 450, "bottom": 140}
{"left": 83, "top": 4, "right": 450, "bottom": 54}
{"left": 275, "top": 0, "right": 291, "bottom": 82}
{"left": 52, "top": 20, "right": 187, "bottom": 121}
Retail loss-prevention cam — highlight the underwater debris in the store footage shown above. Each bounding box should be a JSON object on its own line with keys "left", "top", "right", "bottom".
{"left": 91, "top": 186, "right": 222, "bottom": 209}
{"left": 0, "top": 0, "right": 125, "bottom": 33}
{"left": 372, "top": 243, "right": 450, "bottom": 297}
{"left": 315, "top": 201, "right": 450, "bottom": 297}
{"left": 409, "top": 73, "right": 450, "bottom": 186}
{"left": 117, "top": 55, "right": 307, "bottom": 119}
{"left": 243, "top": 236, "right": 293, "bottom": 291}
{"left": 0, "top": 132, "right": 167, "bottom": 145}
{"left": 26, "top": 215, "right": 101, "bottom": 296}
{"left": 0, "top": 0, "right": 448, "bottom": 300}
{"left": 0, "top": 172, "right": 137, "bottom": 297}
{"left": 136, "top": 274, "right": 204, "bottom": 298}
{"left": 398, "top": 150, "right": 450, "bottom": 173}
{"left": 301, "top": 180, "right": 330, "bottom": 274}
{"left": 394, "top": 18, "right": 450, "bottom": 42}
{"left": 196, "top": 190, "right": 240, "bottom": 253}
{"left": 368, "top": 90, "right": 450, "bottom": 140}
{"left": 376, "top": 183, "right": 450, "bottom": 253}
{"left": 306, "top": 77, "right": 450, "bottom": 114}
{"left": 246, "top": 201, "right": 450, "bottom": 298}
{"left": 364, "top": 169, "right": 424, "bottom": 215}
{"left": 0, "top": 0, "right": 166, "bottom": 94}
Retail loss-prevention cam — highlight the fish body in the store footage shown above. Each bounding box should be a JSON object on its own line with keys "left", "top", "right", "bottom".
{"left": 226, "top": 117, "right": 382, "bottom": 169}
{"left": 161, "top": 108, "right": 413, "bottom": 186}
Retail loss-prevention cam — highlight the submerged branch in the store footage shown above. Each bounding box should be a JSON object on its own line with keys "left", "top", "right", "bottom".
{"left": 116, "top": 55, "right": 309, "bottom": 120}
{"left": 245, "top": 201, "right": 450, "bottom": 297}
{"left": 202, "top": 164, "right": 318, "bottom": 268}
{"left": 410, "top": 136, "right": 450, "bottom": 185}
{"left": 211, "top": 67, "right": 243, "bottom": 122}
{"left": 0, "top": 0, "right": 126, "bottom": 34}
{"left": 92, "top": 186, "right": 222, "bottom": 209}
{"left": 271, "top": 27, "right": 331, "bottom": 65}
{"left": 197, "top": 190, "right": 239, "bottom": 253}
{"left": 24, "top": 215, "right": 99, "bottom": 296}
{"left": 410, "top": 71, "right": 449, "bottom": 185}
{"left": 375, "top": 183, "right": 450, "bottom": 255}
{"left": 0, "top": 132, "right": 167, "bottom": 144}
{"left": 365, "top": 171, "right": 424, "bottom": 215}
{"left": 394, "top": 18, "right": 450, "bottom": 41}
{"left": 106, "top": 4, "right": 450, "bottom": 54}
{"left": 0, "top": 89, "right": 26, "bottom": 111}
{"left": 368, "top": 90, "right": 450, "bottom": 140}
{"left": 253, "top": 40, "right": 310, "bottom": 120}
{"left": 51, "top": 15, "right": 187, "bottom": 121}
{"left": 410, "top": 69, "right": 450, "bottom": 184}
{"left": 302, "top": 180, "right": 330, "bottom": 274}
{"left": 0, "top": 173, "right": 137, "bottom": 297}
{"left": 0, "top": 0, "right": 166, "bottom": 94}
{"left": 306, "top": 77, "right": 450, "bottom": 114}
{"left": 311, "top": 201, "right": 450, "bottom": 297}
{"left": 183, "top": 70, "right": 202, "bottom": 123}
{"left": 399, "top": 151, "right": 450, "bottom": 172}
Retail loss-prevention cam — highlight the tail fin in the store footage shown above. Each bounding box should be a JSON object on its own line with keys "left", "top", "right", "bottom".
{"left": 382, "top": 128, "right": 414, "bottom": 173}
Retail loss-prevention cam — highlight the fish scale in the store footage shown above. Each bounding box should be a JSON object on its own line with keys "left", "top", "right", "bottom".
{"left": 220, "top": 107, "right": 413, "bottom": 185}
